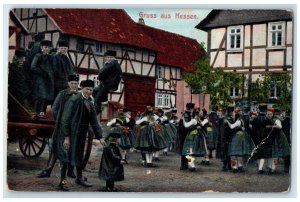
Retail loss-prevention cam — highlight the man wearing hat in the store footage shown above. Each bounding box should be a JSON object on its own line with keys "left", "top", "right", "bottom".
{"left": 36, "top": 74, "right": 79, "bottom": 185}
{"left": 177, "top": 102, "right": 195, "bottom": 170}
{"left": 8, "top": 49, "right": 33, "bottom": 108}
{"left": 31, "top": 39, "right": 55, "bottom": 118}
{"left": 53, "top": 40, "right": 75, "bottom": 97}
{"left": 59, "top": 79, "right": 106, "bottom": 189}
{"left": 93, "top": 50, "right": 122, "bottom": 113}
{"left": 217, "top": 105, "right": 235, "bottom": 171}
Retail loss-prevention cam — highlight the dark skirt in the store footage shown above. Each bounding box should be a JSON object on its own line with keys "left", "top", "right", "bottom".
{"left": 107, "top": 126, "right": 132, "bottom": 150}
{"left": 272, "top": 130, "right": 291, "bottom": 158}
{"left": 159, "top": 124, "right": 177, "bottom": 144}
{"left": 133, "top": 124, "right": 168, "bottom": 151}
{"left": 206, "top": 126, "right": 217, "bottom": 150}
{"left": 182, "top": 129, "right": 208, "bottom": 157}
{"left": 227, "top": 130, "right": 255, "bottom": 157}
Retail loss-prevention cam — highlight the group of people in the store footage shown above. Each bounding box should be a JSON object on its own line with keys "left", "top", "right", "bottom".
{"left": 9, "top": 37, "right": 291, "bottom": 192}
{"left": 9, "top": 34, "right": 122, "bottom": 118}
{"left": 9, "top": 38, "right": 74, "bottom": 118}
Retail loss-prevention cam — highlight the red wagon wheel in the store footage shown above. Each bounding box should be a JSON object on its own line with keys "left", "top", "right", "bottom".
{"left": 18, "top": 129, "right": 47, "bottom": 158}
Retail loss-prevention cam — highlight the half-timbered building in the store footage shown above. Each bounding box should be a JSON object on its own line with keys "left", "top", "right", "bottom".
{"left": 196, "top": 9, "right": 293, "bottom": 105}
{"left": 11, "top": 8, "right": 206, "bottom": 120}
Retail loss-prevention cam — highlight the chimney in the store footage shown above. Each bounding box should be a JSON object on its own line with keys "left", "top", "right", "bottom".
{"left": 138, "top": 17, "right": 145, "bottom": 25}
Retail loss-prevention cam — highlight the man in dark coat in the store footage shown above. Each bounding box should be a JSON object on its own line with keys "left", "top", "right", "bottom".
{"left": 36, "top": 74, "right": 79, "bottom": 185}
{"left": 31, "top": 39, "right": 55, "bottom": 118}
{"left": 281, "top": 110, "right": 291, "bottom": 173}
{"left": 93, "top": 50, "right": 122, "bottom": 113}
{"left": 53, "top": 40, "right": 75, "bottom": 97}
{"left": 99, "top": 132, "right": 125, "bottom": 192}
{"left": 178, "top": 102, "right": 194, "bottom": 170}
{"left": 217, "top": 105, "right": 234, "bottom": 171}
{"left": 8, "top": 49, "right": 33, "bottom": 109}
{"left": 249, "top": 104, "right": 269, "bottom": 174}
{"left": 60, "top": 79, "right": 106, "bottom": 189}
{"left": 208, "top": 105, "right": 219, "bottom": 158}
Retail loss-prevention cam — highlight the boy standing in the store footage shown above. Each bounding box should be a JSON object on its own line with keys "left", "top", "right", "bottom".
{"left": 99, "top": 133, "right": 125, "bottom": 192}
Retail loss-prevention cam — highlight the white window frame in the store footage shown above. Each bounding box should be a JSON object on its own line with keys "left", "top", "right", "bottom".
{"left": 95, "top": 42, "right": 103, "bottom": 53}
{"left": 156, "top": 93, "right": 170, "bottom": 108}
{"left": 156, "top": 66, "right": 164, "bottom": 79}
{"left": 268, "top": 22, "right": 285, "bottom": 49}
{"left": 230, "top": 87, "right": 240, "bottom": 98}
{"left": 227, "top": 26, "right": 243, "bottom": 51}
{"left": 270, "top": 81, "right": 280, "bottom": 99}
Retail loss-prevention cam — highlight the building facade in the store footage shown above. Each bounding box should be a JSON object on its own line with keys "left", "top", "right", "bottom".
{"left": 196, "top": 9, "right": 293, "bottom": 108}
{"left": 10, "top": 8, "right": 208, "bottom": 120}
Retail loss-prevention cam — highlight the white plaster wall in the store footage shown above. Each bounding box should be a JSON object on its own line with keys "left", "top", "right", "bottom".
{"left": 227, "top": 53, "right": 242, "bottom": 67}
{"left": 244, "top": 25, "right": 251, "bottom": 47}
{"left": 211, "top": 28, "right": 226, "bottom": 49}
{"left": 286, "top": 47, "right": 292, "bottom": 66}
{"left": 268, "top": 51, "right": 284, "bottom": 66}
{"left": 253, "top": 24, "right": 267, "bottom": 46}
{"left": 252, "top": 49, "right": 266, "bottom": 66}
{"left": 210, "top": 51, "right": 225, "bottom": 67}
{"left": 244, "top": 49, "right": 250, "bottom": 67}
{"left": 286, "top": 21, "right": 293, "bottom": 45}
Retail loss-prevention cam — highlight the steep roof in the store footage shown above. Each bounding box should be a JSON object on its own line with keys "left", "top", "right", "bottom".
{"left": 45, "top": 9, "right": 160, "bottom": 51}
{"left": 196, "top": 9, "right": 293, "bottom": 31}
{"left": 44, "top": 8, "right": 201, "bottom": 72}
{"left": 137, "top": 23, "right": 202, "bottom": 72}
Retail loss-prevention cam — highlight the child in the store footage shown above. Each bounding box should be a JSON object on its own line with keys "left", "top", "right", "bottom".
{"left": 99, "top": 133, "right": 125, "bottom": 192}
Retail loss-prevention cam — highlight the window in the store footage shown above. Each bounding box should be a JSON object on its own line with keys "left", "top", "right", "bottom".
{"left": 227, "top": 26, "right": 243, "bottom": 51}
{"left": 230, "top": 88, "right": 239, "bottom": 97}
{"left": 96, "top": 42, "right": 102, "bottom": 53}
{"left": 270, "top": 81, "right": 281, "bottom": 98}
{"left": 76, "top": 38, "right": 84, "bottom": 52}
{"left": 156, "top": 66, "right": 164, "bottom": 79}
{"left": 268, "top": 22, "right": 285, "bottom": 48}
{"left": 156, "top": 93, "right": 170, "bottom": 108}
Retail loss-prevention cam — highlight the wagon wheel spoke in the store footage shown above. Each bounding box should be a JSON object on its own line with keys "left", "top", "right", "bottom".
{"left": 23, "top": 140, "right": 29, "bottom": 155}
{"left": 20, "top": 137, "right": 27, "bottom": 148}
{"left": 31, "top": 138, "right": 42, "bottom": 150}
{"left": 34, "top": 137, "right": 44, "bottom": 143}
{"left": 29, "top": 140, "right": 38, "bottom": 156}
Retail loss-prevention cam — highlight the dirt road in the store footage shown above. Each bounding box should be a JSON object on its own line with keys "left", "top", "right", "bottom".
{"left": 6, "top": 140, "right": 290, "bottom": 193}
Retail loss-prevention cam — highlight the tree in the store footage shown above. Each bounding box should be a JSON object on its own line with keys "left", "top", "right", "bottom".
{"left": 182, "top": 43, "right": 243, "bottom": 109}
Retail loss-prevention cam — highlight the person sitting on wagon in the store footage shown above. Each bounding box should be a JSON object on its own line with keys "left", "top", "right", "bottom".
{"left": 93, "top": 50, "right": 122, "bottom": 113}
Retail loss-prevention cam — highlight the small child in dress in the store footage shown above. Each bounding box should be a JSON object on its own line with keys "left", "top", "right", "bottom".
{"left": 99, "top": 132, "right": 126, "bottom": 192}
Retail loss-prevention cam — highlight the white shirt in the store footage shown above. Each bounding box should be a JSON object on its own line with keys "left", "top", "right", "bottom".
{"left": 227, "top": 119, "right": 242, "bottom": 129}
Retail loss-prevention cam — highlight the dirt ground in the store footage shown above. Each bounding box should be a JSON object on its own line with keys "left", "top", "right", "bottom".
{"left": 6, "top": 139, "right": 290, "bottom": 193}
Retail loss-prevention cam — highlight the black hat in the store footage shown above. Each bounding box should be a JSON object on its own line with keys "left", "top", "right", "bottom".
{"left": 186, "top": 103, "right": 195, "bottom": 110}
{"left": 122, "top": 107, "right": 128, "bottom": 113}
{"left": 80, "top": 80, "right": 94, "bottom": 88}
{"left": 226, "top": 106, "right": 235, "bottom": 113}
{"left": 259, "top": 104, "right": 268, "bottom": 112}
{"left": 15, "top": 49, "right": 26, "bottom": 57}
{"left": 104, "top": 50, "right": 116, "bottom": 57}
{"left": 158, "top": 108, "right": 164, "bottom": 113}
{"left": 68, "top": 74, "right": 79, "bottom": 82}
{"left": 34, "top": 32, "right": 45, "bottom": 41}
{"left": 40, "top": 40, "right": 52, "bottom": 47}
{"left": 58, "top": 40, "right": 69, "bottom": 47}
{"left": 108, "top": 133, "right": 121, "bottom": 139}
{"left": 243, "top": 106, "right": 251, "bottom": 112}
{"left": 172, "top": 108, "right": 177, "bottom": 113}
{"left": 212, "top": 106, "right": 218, "bottom": 112}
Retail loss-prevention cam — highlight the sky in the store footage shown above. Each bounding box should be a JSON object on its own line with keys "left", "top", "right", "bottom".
{"left": 125, "top": 9, "right": 211, "bottom": 44}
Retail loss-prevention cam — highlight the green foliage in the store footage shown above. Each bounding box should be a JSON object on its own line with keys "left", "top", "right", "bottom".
{"left": 183, "top": 43, "right": 292, "bottom": 111}
{"left": 182, "top": 43, "right": 243, "bottom": 109}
